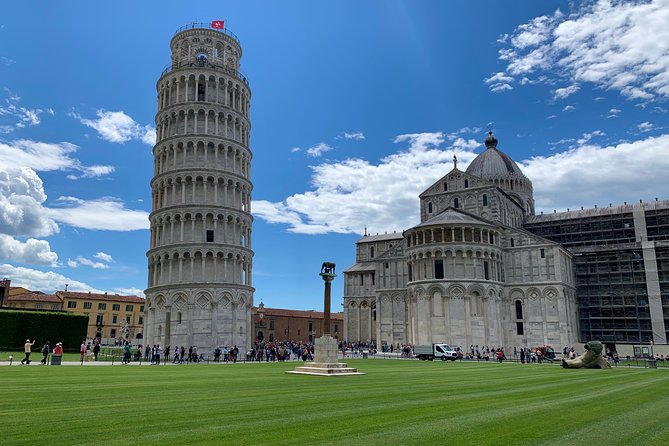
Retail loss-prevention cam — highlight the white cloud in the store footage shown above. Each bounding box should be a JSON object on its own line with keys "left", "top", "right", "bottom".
{"left": 576, "top": 130, "right": 605, "bottom": 146}
{"left": 306, "top": 142, "right": 333, "bottom": 157}
{"left": 490, "top": 1, "right": 669, "bottom": 101}
{"left": 73, "top": 256, "right": 109, "bottom": 269}
{"left": 522, "top": 133, "right": 669, "bottom": 212}
{"left": 0, "top": 263, "right": 101, "bottom": 293}
{"left": 141, "top": 125, "right": 156, "bottom": 145}
{"left": 94, "top": 252, "right": 113, "bottom": 263}
{"left": 0, "top": 139, "right": 114, "bottom": 181}
{"left": 341, "top": 131, "right": 365, "bottom": 141}
{"left": 562, "top": 105, "right": 575, "bottom": 112}
{"left": 253, "top": 132, "right": 481, "bottom": 235}
{"left": 290, "top": 147, "right": 301, "bottom": 153}
{"left": 49, "top": 196, "right": 149, "bottom": 231}
{"left": 490, "top": 83, "right": 513, "bottom": 93}
{"left": 0, "top": 234, "right": 58, "bottom": 266}
{"left": 0, "top": 167, "right": 58, "bottom": 237}
{"left": 553, "top": 85, "right": 580, "bottom": 100}
{"left": 75, "top": 110, "right": 155, "bottom": 145}
{"left": 484, "top": 72, "right": 514, "bottom": 92}
{"left": 0, "top": 89, "right": 51, "bottom": 131}
{"left": 637, "top": 121, "right": 653, "bottom": 132}
{"left": 607, "top": 108, "right": 622, "bottom": 118}
{"left": 0, "top": 139, "right": 78, "bottom": 172}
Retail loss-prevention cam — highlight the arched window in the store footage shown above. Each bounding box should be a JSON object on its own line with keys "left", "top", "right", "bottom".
{"left": 428, "top": 202, "right": 433, "bottom": 213}
{"left": 483, "top": 194, "right": 488, "bottom": 207}
{"left": 443, "top": 183, "right": 448, "bottom": 191}
{"left": 464, "top": 179, "right": 469, "bottom": 188}
{"left": 370, "top": 246, "right": 375, "bottom": 258}
{"left": 454, "top": 198, "right": 459, "bottom": 209}
{"left": 515, "top": 300, "right": 523, "bottom": 319}
{"left": 510, "top": 238, "right": 515, "bottom": 247}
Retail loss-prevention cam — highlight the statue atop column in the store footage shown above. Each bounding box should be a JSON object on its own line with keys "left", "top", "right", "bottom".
{"left": 287, "top": 261, "right": 362, "bottom": 375}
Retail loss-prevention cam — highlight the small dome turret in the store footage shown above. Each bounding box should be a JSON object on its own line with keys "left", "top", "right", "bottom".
{"left": 484, "top": 131, "right": 498, "bottom": 149}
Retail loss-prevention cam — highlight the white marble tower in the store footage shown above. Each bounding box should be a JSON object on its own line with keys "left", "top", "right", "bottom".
{"left": 145, "top": 23, "right": 254, "bottom": 352}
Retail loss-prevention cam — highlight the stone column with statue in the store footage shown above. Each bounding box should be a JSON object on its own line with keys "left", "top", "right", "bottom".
{"left": 287, "top": 262, "right": 363, "bottom": 376}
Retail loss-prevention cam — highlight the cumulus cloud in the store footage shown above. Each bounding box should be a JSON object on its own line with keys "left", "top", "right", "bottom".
{"left": 49, "top": 196, "right": 149, "bottom": 231}
{"left": 0, "top": 263, "right": 101, "bottom": 293}
{"left": 74, "top": 110, "right": 155, "bottom": 146}
{"left": 0, "top": 167, "right": 58, "bottom": 237}
{"left": 522, "top": 133, "right": 669, "bottom": 212}
{"left": 253, "top": 132, "right": 481, "bottom": 235}
{"left": 489, "top": 1, "right": 669, "bottom": 101}
{"left": 254, "top": 128, "right": 669, "bottom": 236}
{"left": 306, "top": 142, "right": 334, "bottom": 157}
{"left": 0, "top": 234, "right": 58, "bottom": 266}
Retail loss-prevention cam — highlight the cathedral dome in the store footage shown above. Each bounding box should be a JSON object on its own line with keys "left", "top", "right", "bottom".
{"left": 466, "top": 132, "right": 528, "bottom": 181}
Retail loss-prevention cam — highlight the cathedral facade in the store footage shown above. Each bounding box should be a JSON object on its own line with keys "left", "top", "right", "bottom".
{"left": 344, "top": 133, "right": 582, "bottom": 350}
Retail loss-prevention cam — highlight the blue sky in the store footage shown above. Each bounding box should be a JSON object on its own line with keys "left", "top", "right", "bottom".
{"left": 1, "top": 1, "right": 668, "bottom": 311}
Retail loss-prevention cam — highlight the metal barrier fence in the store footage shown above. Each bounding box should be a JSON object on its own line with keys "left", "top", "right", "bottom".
{"left": 3, "top": 350, "right": 668, "bottom": 368}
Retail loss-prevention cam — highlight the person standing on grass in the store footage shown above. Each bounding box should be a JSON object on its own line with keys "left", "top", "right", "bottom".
{"left": 40, "top": 341, "right": 50, "bottom": 364}
{"left": 80, "top": 341, "right": 86, "bottom": 362}
{"left": 123, "top": 342, "right": 131, "bottom": 364}
{"left": 93, "top": 342, "right": 100, "bottom": 361}
{"left": 21, "top": 339, "right": 35, "bottom": 364}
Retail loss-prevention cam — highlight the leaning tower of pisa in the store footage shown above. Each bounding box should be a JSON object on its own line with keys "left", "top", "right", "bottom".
{"left": 145, "top": 23, "right": 254, "bottom": 352}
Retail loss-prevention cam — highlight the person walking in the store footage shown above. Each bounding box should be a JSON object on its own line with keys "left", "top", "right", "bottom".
{"left": 21, "top": 339, "right": 35, "bottom": 364}
{"left": 80, "top": 341, "right": 86, "bottom": 362}
{"left": 93, "top": 342, "right": 101, "bottom": 361}
{"left": 40, "top": 341, "right": 50, "bottom": 364}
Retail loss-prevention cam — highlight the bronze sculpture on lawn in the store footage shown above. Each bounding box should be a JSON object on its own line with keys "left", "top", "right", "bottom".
{"left": 561, "top": 340, "right": 611, "bottom": 369}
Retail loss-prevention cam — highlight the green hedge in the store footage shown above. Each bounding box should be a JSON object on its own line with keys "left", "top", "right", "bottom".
{"left": 0, "top": 310, "right": 88, "bottom": 353}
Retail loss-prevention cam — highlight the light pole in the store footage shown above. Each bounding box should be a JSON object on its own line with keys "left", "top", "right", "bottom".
{"left": 257, "top": 302, "right": 265, "bottom": 341}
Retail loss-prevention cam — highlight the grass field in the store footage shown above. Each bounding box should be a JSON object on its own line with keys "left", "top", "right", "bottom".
{"left": 1, "top": 359, "right": 668, "bottom": 445}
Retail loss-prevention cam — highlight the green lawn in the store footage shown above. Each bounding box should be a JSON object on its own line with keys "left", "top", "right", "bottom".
{"left": 1, "top": 360, "right": 668, "bottom": 445}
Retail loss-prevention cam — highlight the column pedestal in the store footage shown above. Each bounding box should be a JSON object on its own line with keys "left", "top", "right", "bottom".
{"left": 286, "top": 336, "right": 364, "bottom": 376}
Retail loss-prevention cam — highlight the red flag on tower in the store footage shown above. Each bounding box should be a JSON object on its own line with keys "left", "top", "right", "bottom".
{"left": 211, "top": 20, "right": 225, "bottom": 29}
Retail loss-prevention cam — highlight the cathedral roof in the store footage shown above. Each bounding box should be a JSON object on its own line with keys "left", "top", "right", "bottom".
{"left": 356, "top": 233, "right": 404, "bottom": 244}
{"left": 344, "top": 262, "right": 377, "bottom": 273}
{"left": 466, "top": 132, "right": 529, "bottom": 181}
{"left": 410, "top": 208, "right": 494, "bottom": 230}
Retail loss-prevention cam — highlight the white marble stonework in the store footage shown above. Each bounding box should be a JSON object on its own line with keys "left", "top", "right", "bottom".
{"left": 343, "top": 132, "right": 578, "bottom": 350}
{"left": 145, "top": 25, "right": 255, "bottom": 353}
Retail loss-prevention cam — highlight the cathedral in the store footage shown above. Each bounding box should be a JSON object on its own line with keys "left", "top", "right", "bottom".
{"left": 343, "top": 132, "right": 669, "bottom": 350}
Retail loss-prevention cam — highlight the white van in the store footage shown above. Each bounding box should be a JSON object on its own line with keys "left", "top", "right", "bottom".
{"left": 413, "top": 343, "right": 458, "bottom": 361}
